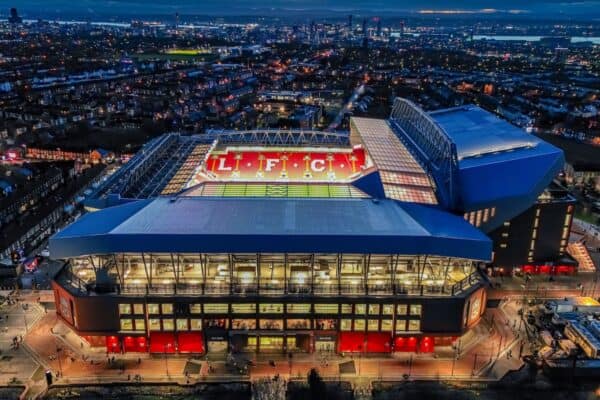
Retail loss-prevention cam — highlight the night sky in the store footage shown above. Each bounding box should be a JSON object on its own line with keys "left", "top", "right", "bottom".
{"left": 7, "top": 0, "right": 600, "bottom": 18}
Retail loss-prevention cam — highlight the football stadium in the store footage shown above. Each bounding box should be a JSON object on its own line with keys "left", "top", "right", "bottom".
{"left": 49, "top": 98, "right": 565, "bottom": 355}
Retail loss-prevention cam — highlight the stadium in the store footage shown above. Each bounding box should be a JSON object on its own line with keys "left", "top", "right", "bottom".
{"left": 49, "top": 98, "right": 564, "bottom": 355}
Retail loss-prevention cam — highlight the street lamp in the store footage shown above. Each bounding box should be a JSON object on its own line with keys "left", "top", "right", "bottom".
{"left": 451, "top": 346, "right": 457, "bottom": 377}
{"left": 164, "top": 343, "right": 171, "bottom": 378}
{"left": 56, "top": 346, "right": 63, "bottom": 378}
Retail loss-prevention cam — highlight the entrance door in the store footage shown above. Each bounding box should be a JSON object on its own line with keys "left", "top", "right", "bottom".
{"left": 207, "top": 340, "right": 228, "bottom": 353}
{"left": 259, "top": 336, "right": 285, "bottom": 352}
{"left": 315, "top": 340, "right": 335, "bottom": 352}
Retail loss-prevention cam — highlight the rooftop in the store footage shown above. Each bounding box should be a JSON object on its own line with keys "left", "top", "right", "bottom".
{"left": 430, "top": 105, "right": 539, "bottom": 161}
{"left": 350, "top": 117, "right": 438, "bottom": 205}
{"left": 50, "top": 196, "right": 492, "bottom": 260}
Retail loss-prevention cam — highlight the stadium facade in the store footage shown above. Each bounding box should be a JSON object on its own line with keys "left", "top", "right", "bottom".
{"left": 49, "top": 98, "right": 565, "bottom": 355}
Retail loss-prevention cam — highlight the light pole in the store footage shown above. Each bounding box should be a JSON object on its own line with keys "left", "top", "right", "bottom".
{"left": 56, "top": 347, "right": 63, "bottom": 378}
{"left": 497, "top": 334, "right": 504, "bottom": 359}
{"left": 450, "top": 347, "right": 457, "bottom": 377}
{"left": 471, "top": 353, "right": 478, "bottom": 376}
{"left": 164, "top": 343, "right": 170, "bottom": 378}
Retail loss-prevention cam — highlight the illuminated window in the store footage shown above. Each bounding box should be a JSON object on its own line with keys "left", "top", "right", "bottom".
{"left": 408, "top": 320, "right": 421, "bottom": 331}
{"left": 287, "top": 304, "right": 311, "bottom": 313}
{"left": 232, "top": 304, "right": 256, "bottom": 314}
{"left": 204, "top": 304, "right": 229, "bottom": 313}
{"left": 149, "top": 318, "right": 161, "bottom": 331}
{"left": 119, "top": 304, "right": 132, "bottom": 315}
{"left": 259, "top": 303, "right": 283, "bottom": 314}
{"left": 501, "top": 233, "right": 509, "bottom": 238}
{"left": 483, "top": 208, "right": 489, "bottom": 222}
{"left": 500, "top": 244, "right": 507, "bottom": 248}
{"left": 381, "top": 320, "right": 393, "bottom": 331}
{"left": 134, "top": 319, "right": 145, "bottom": 331}
{"left": 176, "top": 319, "right": 188, "bottom": 331}
{"left": 396, "top": 304, "right": 408, "bottom": 315}
{"left": 355, "top": 304, "right": 366, "bottom": 314}
{"left": 367, "top": 319, "right": 379, "bottom": 331}
{"left": 162, "top": 319, "right": 175, "bottom": 331}
{"left": 190, "top": 304, "right": 202, "bottom": 314}
{"left": 409, "top": 304, "right": 422, "bottom": 316}
{"left": 368, "top": 304, "right": 380, "bottom": 315}
{"left": 190, "top": 319, "right": 202, "bottom": 330}
{"left": 147, "top": 304, "right": 160, "bottom": 314}
{"left": 382, "top": 305, "right": 393, "bottom": 315}
{"left": 395, "top": 320, "right": 406, "bottom": 332}
{"left": 287, "top": 319, "right": 311, "bottom": 329}
{"left": 354, "top": 319, "right": 365, "bottom": 331}
{"left": 259, "top": 319, "right": 283, "bottom": 330}
{"left": 341, "top": 304, "right": 353, "bottom": 314}
{"left": 503, "top": 221, "right": 510, "bottom": 227}
{"left": 161, "top": 304, "right": 173, "bottom": 314}
{"left": 314, "top": 304, "right": 338, "bottom": 314}
{"left": 340, "top": 319, "right": 352, "bottom": 331}
{"left": 120, "top": 319, "right": 133, "bottom": 331}
{"left": 133, "top": 304, "right": 144, "bottom": 315}
{"left": 490, "top": 207, "right": 496, "bottom": 217}
{"left": 232, "top": 319, "right": 256, "bottom": 330}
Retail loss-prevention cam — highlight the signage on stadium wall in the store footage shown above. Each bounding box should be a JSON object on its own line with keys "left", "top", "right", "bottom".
{"left": 201, "top": 147, "right": 367, "bottom": 182}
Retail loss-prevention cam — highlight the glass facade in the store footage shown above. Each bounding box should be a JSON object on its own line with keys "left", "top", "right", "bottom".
{"left": 65, "top": 252, "right": 478, "bottom": 297}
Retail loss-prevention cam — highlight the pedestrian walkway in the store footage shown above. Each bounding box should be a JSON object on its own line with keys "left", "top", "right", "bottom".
{"left": 12, "top": 297, "right": 534, "bottom": 400}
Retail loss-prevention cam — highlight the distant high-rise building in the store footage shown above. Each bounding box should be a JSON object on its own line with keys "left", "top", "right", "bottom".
{"left": 400, "top": 20, "right": 405, "bottom": 37}
{"left": 362, "top": 18, "right": 367, "bottom": 36}
{"left": 8, "top": 7, "right": 22, "bottom": 24}
{"left": 347, "top": 14, "right": 352, "bottom": 31}
{"left": 376, "top": 18, "right": 382, "bottom": 37}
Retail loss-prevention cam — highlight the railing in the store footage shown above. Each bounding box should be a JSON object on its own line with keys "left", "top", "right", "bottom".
{"left": 59, "top": 266, "right": 482, "bottom": 297}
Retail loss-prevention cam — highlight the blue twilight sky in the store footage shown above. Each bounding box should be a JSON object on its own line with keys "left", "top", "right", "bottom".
{"left": 7, "top": 0, "right": 600, "bottom": 18}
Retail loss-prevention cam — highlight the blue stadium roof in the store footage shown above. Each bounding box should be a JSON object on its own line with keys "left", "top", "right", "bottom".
{"left": 429, "top": 105, "right": 564, "bottom": 230}
{"left": 431, "top": 106, "right": 539, "bottom": 161}
{"left": 50, "top": 197, "right": 492, "bottom": 261}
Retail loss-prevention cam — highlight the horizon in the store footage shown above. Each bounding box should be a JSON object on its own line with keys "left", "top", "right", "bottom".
{"left": 6, "top": 0, "right": 600, "bottom": 20}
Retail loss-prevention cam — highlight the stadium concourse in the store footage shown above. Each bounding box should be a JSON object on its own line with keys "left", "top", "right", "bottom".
{"left": 48, "top": 98, "right": 563, "bottom": 357}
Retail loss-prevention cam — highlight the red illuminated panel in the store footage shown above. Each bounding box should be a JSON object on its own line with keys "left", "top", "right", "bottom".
{"left": 177, "top": 332, "right": 204, "bottom": 353}
{"left": 419, "top": 336, "right": 434, "bottom": 353}
{"left": 393, "top": 336, "right": 418, "bottom": 352}
{"left": 105, "top": 335, "right": 121, "bottom": 353}
{"left": 123, "top": 336, "right": 148, "bottom": 353}
{"left": 366, "top": 332, "right": 392, "bottom": 353}
{"left": 204, "top": 148, "right": 366, "bottom": 182}
{"left": 149, "top": 332, "right": 177, "bottom": 353}
{"left": 556, "top": 265, "right": 575, "bottom": 274}
{"left": 338, "top": 332, "right": 367, "bottom": 353}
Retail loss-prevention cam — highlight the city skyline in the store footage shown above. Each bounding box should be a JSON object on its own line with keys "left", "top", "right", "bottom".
{"left": 7, "top": 0, "right": 600, "bottom": 19}
{"left": 0, "top": 3, "right": 598, "bottom": 399}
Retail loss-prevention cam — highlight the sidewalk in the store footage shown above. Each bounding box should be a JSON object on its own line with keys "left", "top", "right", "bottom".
{"left": 22, "top": 303, "right": 526, "bottom": 387}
